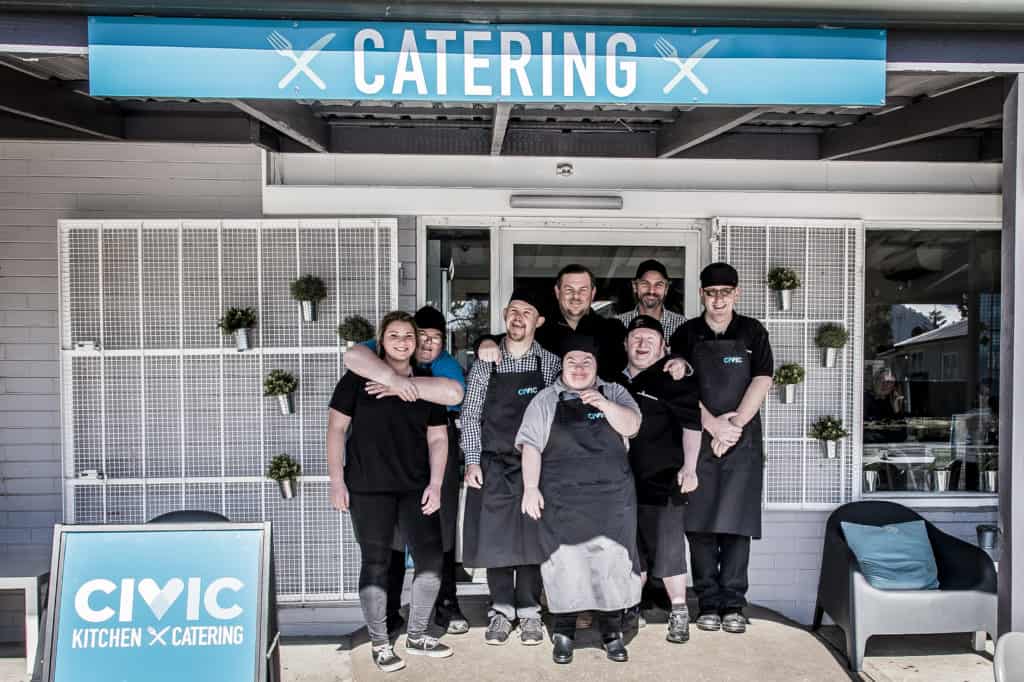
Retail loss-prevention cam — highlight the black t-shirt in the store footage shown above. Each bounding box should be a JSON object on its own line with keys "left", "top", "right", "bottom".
{"left": 329, "top": 367, "right": 448, "bottom": 493}
{"left": 669, "top": 314, "right": 774, "bottom": 378}
{"left": 620, "top": 357, "right": 701, "bottom": 504}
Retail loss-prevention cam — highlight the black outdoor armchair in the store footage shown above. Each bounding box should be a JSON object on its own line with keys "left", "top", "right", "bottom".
{"left": 812, "top": 500, "right": 997, "bottom": 672}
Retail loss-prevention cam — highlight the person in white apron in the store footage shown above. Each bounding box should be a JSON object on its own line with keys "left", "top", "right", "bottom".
{"left": 516, "top": 335, "right": 643, "bottom": 664}
{"left": 669, "top": 263, "right": 774, "bottom": 635}
{"left": 460, "top": 289, "right": 561, "bottom": 646}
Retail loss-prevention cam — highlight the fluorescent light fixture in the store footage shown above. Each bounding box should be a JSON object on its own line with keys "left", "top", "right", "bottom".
{"left": 508, "top": 194, "right": 623, "bottom": 210}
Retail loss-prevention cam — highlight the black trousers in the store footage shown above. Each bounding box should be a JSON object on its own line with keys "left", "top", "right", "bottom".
{"left": 487, "top": 564, "right": 542, "bottom": 620}
{"left": 686, "top": 531, "right": 751, "bottom": 614}
{"left": 551, "top": 611, "right": 623, "bottom": 641}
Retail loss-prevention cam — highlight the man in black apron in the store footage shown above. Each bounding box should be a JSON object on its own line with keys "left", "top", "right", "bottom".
{"left": 461, "top": 289, "right": 561, "bottom": 646}
{"left": 342, "top": 306, "right": 469, "bottom": 636}
{"left": 619, "top": 315, "right": 702, "bottom": 644}
{"left": 669, "top": 263, "right": 774, "bottom": 635}
{"left": 517, "top": 335, "right": 643, "bottom": 664}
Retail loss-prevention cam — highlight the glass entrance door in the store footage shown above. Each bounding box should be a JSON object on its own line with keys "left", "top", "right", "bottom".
{"left": 497, "top": 228, "right": 702, "bottom": 332}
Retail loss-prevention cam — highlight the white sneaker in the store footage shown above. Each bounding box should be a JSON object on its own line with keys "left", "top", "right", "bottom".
{"left": 405, "top": 634, "right": 454, "bottom": 658}
{"left": 372, "top": 643, "right": 406, "bottom": 672}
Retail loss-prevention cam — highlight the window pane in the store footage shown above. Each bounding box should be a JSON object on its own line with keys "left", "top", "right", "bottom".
{"left": 425, "top": 228, "right": 490, "bottom": 370}
{"left": 863, "top": 230, "right": 1000, "bottom": 494}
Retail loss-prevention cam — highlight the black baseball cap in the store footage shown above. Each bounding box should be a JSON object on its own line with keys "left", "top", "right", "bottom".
{"left": 414, "top": 306, "right": 446, "bottom": 334}
{"left": 626, "top": 314, "right": 664, "bottom": 338}
{"left": 635, "top": 259, "right": 669, "bottom": 280}
{"left": 700, "top": 262, "right": 739, "bottom": 288}
{"left": 560, "top": 334, "right": 600, "bottom": 360}
{"left": 508, "top": 287, "right": 545, "bottom": 314}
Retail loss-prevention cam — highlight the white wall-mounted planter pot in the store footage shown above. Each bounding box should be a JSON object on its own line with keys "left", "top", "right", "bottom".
{"left": 277, "top": 393, "right": 295, "bottom": 415}
{"left": 278, "top": 479, "right": 296, "bottom": 499}
{"left": 780, "top": 384, "right": 797, "bottom": 404}
{"left": 822, "top": 440, "right": 838, "bottom": 459}
{"left": 823, "top": 347, "right": 838, "bottom": 368}
{"left": 234, "top": 328, "right": 251, "bottom": 351}
{"left": 300, "top": 300, "right": 318, "bottom": 323}
{"left": 776, "top": 289, "right": 793, "bottom": 312}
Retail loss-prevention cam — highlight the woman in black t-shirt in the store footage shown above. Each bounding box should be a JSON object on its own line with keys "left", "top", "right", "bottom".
{"left": 326, "top": 311, "right": 453, "bottom": 671}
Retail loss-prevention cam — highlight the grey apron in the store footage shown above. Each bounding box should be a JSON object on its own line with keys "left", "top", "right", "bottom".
{"left": 686, "top": 338, "right": 764, "bottom": 538}
{"left": 538, "top": 391, "right": 642, "bottom": 613}
{"left": 461, "top": 357, "right": 545, "bottom": 568}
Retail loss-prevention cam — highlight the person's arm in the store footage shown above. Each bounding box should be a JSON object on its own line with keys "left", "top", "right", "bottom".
{"left": 580, "top": 383, "right": 641, "bottom": 438}
{"left": 701, "top": 403, "right": 741, "bottom": 444}
{"left": 520, "top": 443, "right": 544, "bottom": 519}
{"left": 326, "top": 408, "right": 352, "bottom": 511}
{"left": 473, "top": 333, "right": 506, "bottom": 363}
{"left": 343, "top": 344, "right": 419, "bottom": 401}
{"left": 678, "top": 427, "right": 702, "bottom": 493}
{"left": 460, "top": 361, "right": 489, "bottom": 485}
{"left": 421, "top": 423, "right": 448, "bottom": 515}
{"left": 730, "top": 323, "right": 775, "bottom": 428}
{"left": 730, "top": 376, "right": 773, "bottom": 427}
{"left": 410, "top": 376, "right": 464, "bottom": 406}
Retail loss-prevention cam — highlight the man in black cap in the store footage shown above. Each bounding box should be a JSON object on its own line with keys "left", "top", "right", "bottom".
{"left": 619, "top": 315, "right": 702, "bottom": 644}
{"left": 477, "top": 264, "right": 628, "bottom": 381}
{"left": 668, "top": 263, "right": 774, "bottom": 635}
{"left": 517, "top": 334, "right": 643, "bottom": 665}
{"left": 343, "top": 305, "right": 469, "bottom": 636}
{"left": 460, "top": 289, "right": 561, "bottom": 646}
{"left": 617, "top": 259, "right": 687, "bottom": 343}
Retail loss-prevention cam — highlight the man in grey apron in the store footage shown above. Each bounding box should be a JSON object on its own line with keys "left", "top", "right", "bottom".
{"left": 460, "top": 289, "right": 561, "bottom": 646}
{"left": 669, "top": 263, "right": 774, "bottom": 635}
{"left": 619, "top": 315, "right": 702, "bottom": 644}
{"left": 517, "top": 335, "right": 643, "bottom": 664}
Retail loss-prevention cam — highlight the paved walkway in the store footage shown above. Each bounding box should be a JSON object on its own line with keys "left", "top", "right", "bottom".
{"left": 0, "top": 598, "right": 994, "bottom": 682}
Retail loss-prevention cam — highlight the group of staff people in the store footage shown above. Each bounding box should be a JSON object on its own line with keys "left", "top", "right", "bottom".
{"left": 326, "top": 259, "right": 773, "bottom": 672}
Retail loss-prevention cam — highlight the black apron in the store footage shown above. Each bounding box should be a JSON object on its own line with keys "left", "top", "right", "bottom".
{"left": 538, "top": 391, "right": 642, "bottom": 613}
{"left": 630, "top": 388, "right": 686, "bottom": 506}
{"left": 461, "top": 357, "right": 545, "bottom": 568}
{"left": 439, "top": 417, "right": 461, "bottom": 552}
{"left": 687, "top": 338, "right": 764, "bottom": 538}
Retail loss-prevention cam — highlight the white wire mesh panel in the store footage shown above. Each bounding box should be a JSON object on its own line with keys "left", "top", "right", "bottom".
{"left": 339, "top": 226, "right": 382, "bottom": 327}
{"left": 723, "top": 225, "right": 767, "bottom": 320}
{"left": 184, "top": 482, "right": 225, "bottom": 518}
{"left": 807, "top": 227, "right": 848, "bottom": 321}
{"left": 183, "top": 356, "right": 221, "bottom": 478}
{"left": 263, "top": 354, "right": 300, "bottom": 474}
{"left": 145, "top": 482, "right": 184, "bottom": 521}
{"left": 767, "top": 226, "right": 807, "bottom": 321}
{"left": 144, "top": 356, "right": 181, "bottom": 478}
{"left": 71, "top": 357, "right": 103, "bottom": 476}
{"left": 142, "top": 227, "right": 180, "bottom": 349}
{"left": 265, "top": 481, "right": 303, "bottom": 597}
{"left": 182, "top": 226, "right": 221, "bottom": 349}
{"left": 225, "top": 482, "right": 262, "bottom": 522}
{"left": 65, "top": 228, "right": 100, "bottom": 347}
{"left": 73, "top": 484, "right": 105, "bottom": 524}
{"left": 377, "top": 225, "right": 395, "bottom": 313}
{"left": 301, "top": 354, "right": 337, "bottom": 477}
{"left": 104, "top": 357, "right": 142, "bottom": 479}
{"left": 763, "top": 321, "right": 806, "bottom": 440}
{"left": 101, "top": 227, "right": 140, "bottom": 350}
{"left": 222, "top": 226, "right": 259, "bottom": 348}
{"left": 764, "top": 440, "right": 803, "bottom": 505}
{"left": 301, "top": 481, "right": 343, "bottom": 599}
{"left": 299, "top": 226, "right": 339, "bottom": 347}
{"left": 805, "top": 440, "right": 846, "bottom": 504}
{"left": 106, "top": 484, "right": 145, "bottom": 524}
{"left": 223, "top": 354, "right": 261, "bottom": 477}
{"left": 261, "top": 226, "right": 300, "bottom": 348}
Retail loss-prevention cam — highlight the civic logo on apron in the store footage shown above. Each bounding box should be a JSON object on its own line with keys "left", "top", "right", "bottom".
{"left": 722, "top": 356, "right": 745, "bottom": 365}
{"left": 517, "top": 386, "right": 540, "bottom": 396}
{"left": 587, "top": 412, "right": 606, "bottom": 420}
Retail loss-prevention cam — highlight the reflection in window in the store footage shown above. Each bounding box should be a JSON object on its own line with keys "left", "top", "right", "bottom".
{"left": 863, "top": 230, "right": 1000, "bottom": 495}
{"left": 425, "top": 229, "right": 490, "bottom": 371}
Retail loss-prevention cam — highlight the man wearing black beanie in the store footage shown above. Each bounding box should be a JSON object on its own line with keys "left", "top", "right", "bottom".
{"left": 668, "top": 262, "right": 774, "bottom": 635}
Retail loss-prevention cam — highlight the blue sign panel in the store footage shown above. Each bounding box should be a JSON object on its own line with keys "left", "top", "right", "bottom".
{"left": 50, "top": 528, "right": 263, "bottom": 682}
{"left": 88, "top": 17, "right": 886, "bottom": 106}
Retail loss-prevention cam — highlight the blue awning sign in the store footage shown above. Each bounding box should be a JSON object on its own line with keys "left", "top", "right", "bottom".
{"left": 88, "top": 17, "right": 886, "bottom": 106}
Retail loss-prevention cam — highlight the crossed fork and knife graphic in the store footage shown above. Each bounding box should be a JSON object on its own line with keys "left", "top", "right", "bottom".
{"left": 654, "top": 36, "right": 720, "bottom": 95}
{"left": 266, "top": 30, "right": 336, "bottom": 90}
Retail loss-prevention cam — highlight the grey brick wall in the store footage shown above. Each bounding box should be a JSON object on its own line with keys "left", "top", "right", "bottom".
{"left": 397, "top": 215, "right": 416, "bottom": 311}
{"left": 0, "top": 140, "right": 262, "bottom": 643}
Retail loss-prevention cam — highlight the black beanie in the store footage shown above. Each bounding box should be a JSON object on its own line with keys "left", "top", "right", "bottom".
{"left": 560, "top": 334, "right": 600, "bottom": 360}
{"left": 414, "top": 306, "right": 446, "bottom": 334}
{"left": 508, "top": 287, "right": 545, "bottom": 314}
{"left": 700, "top": 262, "right": 739, "bottom": 288}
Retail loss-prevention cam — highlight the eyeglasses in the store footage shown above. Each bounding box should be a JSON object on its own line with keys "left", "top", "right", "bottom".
{"left": 702, "top": 287, "right": 736, "bottom": 299}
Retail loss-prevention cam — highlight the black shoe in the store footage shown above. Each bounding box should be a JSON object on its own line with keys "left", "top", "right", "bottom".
{"left": 602, "top": 635, "right": 628, "bottom": 663}
{"left": 435, "top": 599, "right": 470, "bottom": 635}
{"left": 485, "top": 613, "right": 513, "bottom": 645}
{"left": 386, "top": 612, "right": 405, "bottom": 638}
{"left": 622, "top": 605, "right": 641, "bottom": 637}
{"left": 404, "top": 635, "right": 454, "bottom": 658}
{"left": 722, "top": 611, "right": 747, "bottom": 634}
{"left": 551, "top": 633, "right": 574, "bottom": 664}
{"left": 667, "top": 607, "right": 690, "bottom": 643}
{"left": 520, "top": 617, "right": 545, "bottom": 646}
{"left": 696, "top": 613, "right": 722, "bottom": 631}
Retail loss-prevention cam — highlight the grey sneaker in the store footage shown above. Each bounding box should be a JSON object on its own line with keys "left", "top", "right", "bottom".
{"left": 722, "top": 611, "right": 747, "bottom": 634}
{"left": 485, "top": 613, "right": 513, "bottom": 645}
{"left": 404, "top": 634, "right": 454, "bottom": 657}
{"left": 520, "top": 617, "right": 545, "bottom": 646}
{"left": 667, "top": 607, "right": 690, "bottom": 643}
{"left": 372, "top": 643, "right": 406, "bottom": 672}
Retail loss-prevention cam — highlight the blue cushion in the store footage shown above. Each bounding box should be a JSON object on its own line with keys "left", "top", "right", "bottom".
{"left": 840, "top": 520, "right": 940, "bottom": 590}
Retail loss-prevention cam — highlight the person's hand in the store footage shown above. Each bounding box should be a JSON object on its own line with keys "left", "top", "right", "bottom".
{"left": 704, "top": 410, "right": 742, "bottom": 445}
{"left": 663, "top": 358, "right": 692, "bottom": 381}
{"left": 421, "top": 484, "right": 442, "bottom": 515}
{"left": 678, "top": 468, "right": 699, "bottom": 493}
{"left": 578, "top": 388, "right": 608, "bottom": 410}
{"left": 522, "top": 486, "right": 544, "bottom": 520}
{"left": 330, "top": 479, "right": 350, "bottom": 511}
{"left": 465, "top": 463, "right": 484, "bottom": 489}
{"left": 478, "top": 339, "right": 500, "bottom": 363}
{"left": 711, "top": 438, "right": 730, "bottom": 457}
{"left": 365, "top": 379, "right": 419, "bottom": 402}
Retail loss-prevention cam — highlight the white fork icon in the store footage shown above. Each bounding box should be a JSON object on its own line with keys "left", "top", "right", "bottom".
{"left": 267, "top": 30, "right": 335, "bottom": 90}
{"left": 654, "top": 37, "right": 719, "bottom": 96}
